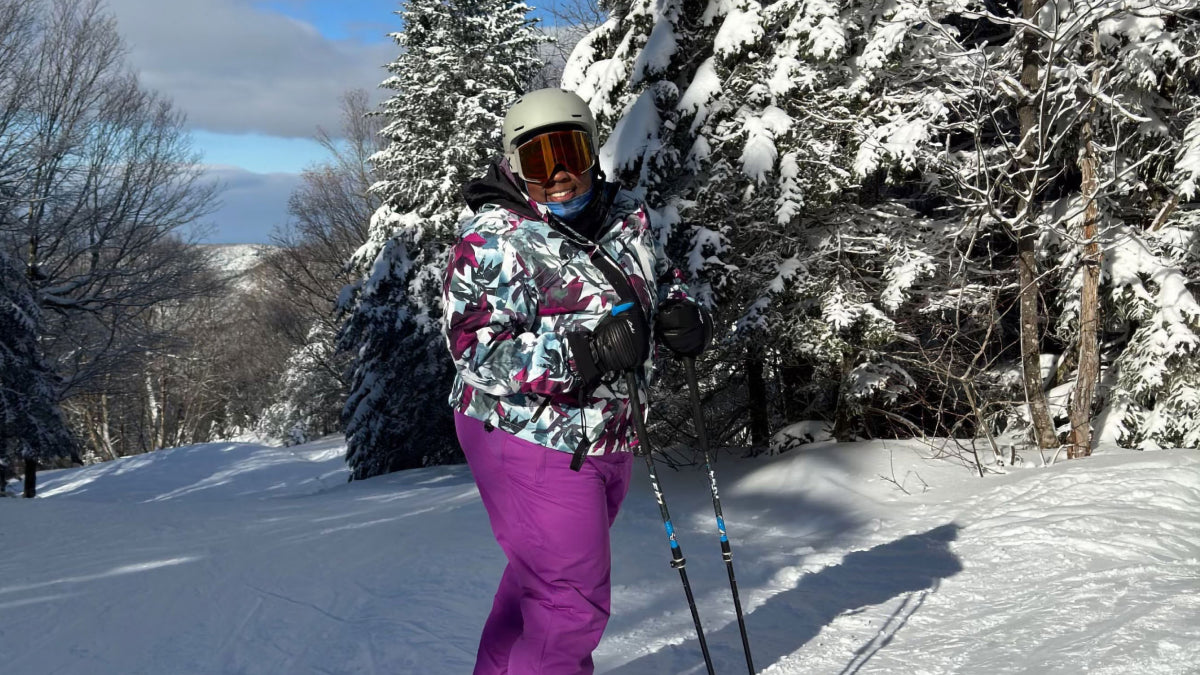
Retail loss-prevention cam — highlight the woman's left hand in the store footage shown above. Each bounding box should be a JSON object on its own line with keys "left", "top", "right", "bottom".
{"left": 655, "top": 299, "right": 712, "bottom": 358}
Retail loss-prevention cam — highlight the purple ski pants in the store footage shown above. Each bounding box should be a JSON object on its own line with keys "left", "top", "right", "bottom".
{"left": 455, "top": 412, "right": 634, "bottom": 675}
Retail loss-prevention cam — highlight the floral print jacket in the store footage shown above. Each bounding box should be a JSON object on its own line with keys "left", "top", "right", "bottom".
{"left": 442, "top": 160, "right": 668, "bottom": 457}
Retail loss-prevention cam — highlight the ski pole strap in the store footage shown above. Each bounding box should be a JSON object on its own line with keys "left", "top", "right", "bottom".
{"left": 569, "top": 437, "right": 588, "bottom": 471}
{"left": 570, "top": 386, "right": 589, "bottom": 471}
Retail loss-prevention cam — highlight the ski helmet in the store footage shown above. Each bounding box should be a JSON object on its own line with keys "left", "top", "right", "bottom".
{"left": 502, "top": 89, "right": 597, "bottom": 166}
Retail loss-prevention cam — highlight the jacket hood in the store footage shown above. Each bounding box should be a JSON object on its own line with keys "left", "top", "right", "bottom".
{"left": 461, "top": 158, "right": 543, "bottom": 222}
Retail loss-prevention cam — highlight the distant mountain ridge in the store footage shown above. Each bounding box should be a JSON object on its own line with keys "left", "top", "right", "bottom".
{"left": 199, "top": 243, "right": 277, "bottom": 277}
{"left": 195, "top": 243, "right": 280, "bottom": 294}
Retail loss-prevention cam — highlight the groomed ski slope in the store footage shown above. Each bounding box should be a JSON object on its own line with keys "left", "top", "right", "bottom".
{"left": 3, "top": 437, "right": 1198, "bottom": 674}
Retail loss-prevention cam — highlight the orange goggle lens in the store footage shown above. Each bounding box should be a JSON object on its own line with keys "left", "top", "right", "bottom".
{"left": 514, "top": 130, "right": 595, "bottom": 184}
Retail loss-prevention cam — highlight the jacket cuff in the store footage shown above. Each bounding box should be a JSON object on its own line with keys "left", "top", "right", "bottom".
{"left": 567, "top": 332, "right": 602, "bottom": 389}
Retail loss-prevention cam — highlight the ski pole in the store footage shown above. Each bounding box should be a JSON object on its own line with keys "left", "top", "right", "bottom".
{"left": 625, "top": 368, "right": 716, "bottom": 675}
{"left": 685, "top": 355, "right": 755, "bottom": 674}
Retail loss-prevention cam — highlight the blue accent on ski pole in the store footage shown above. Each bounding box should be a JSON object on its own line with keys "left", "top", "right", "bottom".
{"left": 625, "top": 370, "right": 714, "bottom": 675}
{"left": 665, "top": 520, "right": 680, "bottom": 548}
{"left": 683, "top": 356, "right": 754, "bottom": 674}
{"left": 612, "top": 302, "right": 634, "bottom": 316}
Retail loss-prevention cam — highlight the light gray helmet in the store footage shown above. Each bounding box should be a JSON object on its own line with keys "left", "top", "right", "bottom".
{"left": 502, "top": 89, "right": 597, "bottom": 165}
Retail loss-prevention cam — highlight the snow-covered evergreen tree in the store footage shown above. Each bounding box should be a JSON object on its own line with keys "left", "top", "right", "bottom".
{"left": 563, "top": 0, "right": 1200, "bottom": 454}
{"left": 1, "top": 252, "right": 74, "bottom": 487}
{"left": 565, "top": 0, "right": 770, "bottom": 443}
{"left": 258, "top": 323, "right": 344, "bottom": 446}
{"left": 338, "top": 0, "right": 545, "bottom": 477}
{"left": 847, "top": 1, "right": 1200, "bottom": 452}
{"left": 1067, "top": 4, "right": 1200, "bottom": 450}
{"left": 751, "top": 0, "right": 1200, "bottom": 452}
{"left": 688, "top": 0, "right": 963, "bottom": 436}
{"left": 566, "top": 0, "right": 949, "bottom": 440}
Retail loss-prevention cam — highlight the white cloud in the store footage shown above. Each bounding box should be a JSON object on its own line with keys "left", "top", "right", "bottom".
{"left": 106, "top": 0, "right": 395, "bottom": 139}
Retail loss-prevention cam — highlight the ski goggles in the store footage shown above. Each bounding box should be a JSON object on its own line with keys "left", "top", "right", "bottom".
{"left": 512, "top": 129, "right": 595, "bottom": 184}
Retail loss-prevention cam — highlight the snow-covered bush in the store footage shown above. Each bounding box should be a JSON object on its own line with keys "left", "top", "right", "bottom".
{"left": 770, "top": 420, "right": 834, "bottom": 454}
{"left": 258, "top": 324, "right": 344, "bottom": 446}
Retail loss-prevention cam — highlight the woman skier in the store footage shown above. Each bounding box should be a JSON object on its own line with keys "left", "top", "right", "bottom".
{"left": 441, "top": 88, "right": 710, "bottom": 675}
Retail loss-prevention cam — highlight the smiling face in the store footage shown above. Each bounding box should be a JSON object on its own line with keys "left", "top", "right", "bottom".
{"left": 525, "top": 168, "right": 594, "bottom": 205}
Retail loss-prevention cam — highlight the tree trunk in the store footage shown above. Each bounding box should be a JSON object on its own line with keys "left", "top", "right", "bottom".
{"left": 83, "top": 392, "right": 119, "bottom": 461}
{"left": 99, "top": 392, "right": 117, "bottom": 460}
{"left": 1017, "top": 0, "right": 1058, "bottom": 450}
{"left": 25, "top": 232, "right": 41, "bottom": 497}
{"left": 1018, "top": 244, "right": 1057, "bottom": 448}
{"left": 745, "top": 353, "right": 770, "bottom": 448}
{"left": 1068, "top": 34, "right": 1103, "bottom": 460}
{"left": 23, "top": 458, "right": 36, "bottom": 498}
{"left": 146, "top": 368, "right": 165, "bottom": 451}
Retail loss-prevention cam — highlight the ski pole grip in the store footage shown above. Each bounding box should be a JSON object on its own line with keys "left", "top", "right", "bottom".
{"left": 570, "top": 303, "right": 636, "bottom": 472}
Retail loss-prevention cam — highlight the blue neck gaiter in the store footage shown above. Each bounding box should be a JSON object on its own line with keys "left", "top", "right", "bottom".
{"left": 545, "top": 188, "right": 594, "bottom": 220}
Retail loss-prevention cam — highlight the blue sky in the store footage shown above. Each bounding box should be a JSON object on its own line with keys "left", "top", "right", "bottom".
{"left": 255, "top": 0, "right": 398, "bottom": 42}
{"left": 105, "top": 0, "right": 402, "bottom": 245}
{"left": 190, "top": 131, "right": 332, "bottom": 175}
{"left": 105, "top": 0, "right": 571, "bottom": 245}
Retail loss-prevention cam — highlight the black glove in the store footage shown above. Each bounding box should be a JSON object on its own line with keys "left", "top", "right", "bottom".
{"left": 568, "top": 304, "right": 650, "bottom": 386}
{"left": 591, "top": 306, "right": 650, "bottom": 372}
{"left": 656, "top": 298, "right": 712, "bottom": 358}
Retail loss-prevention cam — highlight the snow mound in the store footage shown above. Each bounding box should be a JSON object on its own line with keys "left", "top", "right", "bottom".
{"left": 770, "top": 419, "right": 834, "bottom": 452}
{"left": 37, "top": 436, "right": 350, "bottom": 503}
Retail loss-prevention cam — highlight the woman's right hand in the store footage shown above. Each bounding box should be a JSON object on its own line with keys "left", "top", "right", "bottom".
{"left": 589, "top": 307, "right": 650, "bottom": 374}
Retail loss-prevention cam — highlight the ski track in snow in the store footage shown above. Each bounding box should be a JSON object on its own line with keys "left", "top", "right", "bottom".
{"left": 773, "top": 452, "right": 1200, "bottom": 675}
{"left": 3, "top": 438, "right": 1198, "bottom": 674}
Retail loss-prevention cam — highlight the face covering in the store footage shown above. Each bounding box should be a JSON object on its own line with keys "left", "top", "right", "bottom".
{"left": 545, "top": 187, "right": 594, "bottom": 220}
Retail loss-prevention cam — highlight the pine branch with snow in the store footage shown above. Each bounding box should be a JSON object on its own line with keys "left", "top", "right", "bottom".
{"left": 1, "top": 253, "right": 76, "bottom": 471}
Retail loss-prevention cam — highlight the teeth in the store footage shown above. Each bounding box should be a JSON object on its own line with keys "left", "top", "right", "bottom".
{"left": 549, "top": 189, "right": 572, "bottom": 198}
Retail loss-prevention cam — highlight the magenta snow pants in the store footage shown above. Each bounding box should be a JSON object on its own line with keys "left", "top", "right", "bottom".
{"left": 455, "top": 412, "right": 634, "bottom": 675}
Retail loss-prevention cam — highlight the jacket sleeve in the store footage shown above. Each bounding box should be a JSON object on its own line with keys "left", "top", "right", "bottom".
{"left": 443, "top": 224, "right": 584, "bottom": 397}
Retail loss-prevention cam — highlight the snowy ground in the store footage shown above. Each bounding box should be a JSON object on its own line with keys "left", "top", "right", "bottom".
{"left": 3, "top": 436, "right": 1198, "bottom": 674}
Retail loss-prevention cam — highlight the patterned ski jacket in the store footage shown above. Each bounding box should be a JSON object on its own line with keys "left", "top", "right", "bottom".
{"left": 442, "top": 159, "right": 667, "bottom": 457}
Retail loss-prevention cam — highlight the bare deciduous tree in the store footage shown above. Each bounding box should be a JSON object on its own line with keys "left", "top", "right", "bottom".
{"left": 268, "top": 89, "right": 381, "bottom": 343}
{"left": 252, "top": 89, "right": 384, "bottom": 443}
{"left": 534, "top": 0, "right": 605, "bottom": 88}
{"left": 1010, "top": 0, "right": 1059, "bottom": 452}
{"left": 0, "top": 0, "right": 219, "bottom": 494}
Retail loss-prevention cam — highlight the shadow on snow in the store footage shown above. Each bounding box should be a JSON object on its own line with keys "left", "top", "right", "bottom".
{"left": 605, "top": 522, "right": 963, "bottom": 675}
